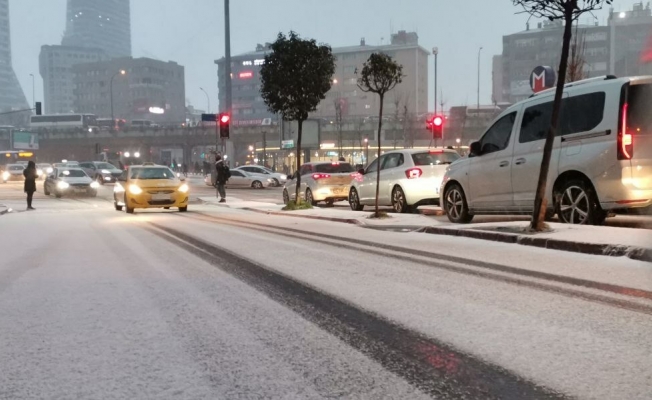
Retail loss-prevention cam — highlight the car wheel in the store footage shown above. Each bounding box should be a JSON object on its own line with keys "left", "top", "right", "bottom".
{"left": 443, "top": 183, "right": 474, "bottom": 223}
{"left": 124, "top": 195, "right": 134, "bottom": 214}
{"left": 306, "top": 189, "right": 316, "bottom": 205}
{"left": 349, "top": 188, "right": 364, "bottom": 211}
{"left": 44, "top": 185, "right": 50, "bottom": 196}
{"left": 164, "top": 207, "right": 170, "bottom": 210}
{"left": 252, "top": 180, "right": 263, "bottom": 189}
{"left": 179, "top": 206, "right": 188, "bottom": 212}
{"left": 392, "top": 186, "right": 412, "bottom": 214}
{"left": 114, "top": 202, "right": 123, "bottom": 211}
{"left": 282, "top": 189, "right": 290, "bottom": 205}
{"left": 556, "top": 179, "right": 606, "bottom": 225}
{"left": 55, "top": 192, "right": 62, "bottom": 199}
{"left": 272, "top": 178, "right": 280, "bottom": 187}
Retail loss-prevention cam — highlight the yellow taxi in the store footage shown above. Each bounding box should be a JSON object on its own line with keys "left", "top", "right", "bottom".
{"left": 113, "top": 164, "right": 189, "bottom": 213}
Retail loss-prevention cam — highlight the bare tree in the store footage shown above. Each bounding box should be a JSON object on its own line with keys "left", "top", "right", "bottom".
{"left": 514, "top": 0, "right": 612, "bottom": 231}
{"left": 567, "top": 22, "right": 588, "bottom": 82}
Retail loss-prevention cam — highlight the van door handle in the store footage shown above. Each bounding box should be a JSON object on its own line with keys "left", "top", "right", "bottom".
{"left": 499, "top": 161, "right": 509, "bottom": 167}
{"left": 515, "top": 158, "right": 526, "bottom": 165}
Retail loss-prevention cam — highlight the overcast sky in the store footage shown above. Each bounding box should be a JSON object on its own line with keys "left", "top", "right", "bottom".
{"left": 9, "top": 0, "right": 640, "bottom": 113}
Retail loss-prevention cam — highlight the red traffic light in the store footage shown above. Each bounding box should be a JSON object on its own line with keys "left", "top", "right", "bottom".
{"left": 432, "top": 116, "right": 443, "bottom": 126}
{"left": 220, "top": 114, "right": 230, "bottom": 124}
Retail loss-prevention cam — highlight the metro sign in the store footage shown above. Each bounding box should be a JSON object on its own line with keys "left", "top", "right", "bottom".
{"left": 530, "top": 66, "right": 556, "bottom": 93}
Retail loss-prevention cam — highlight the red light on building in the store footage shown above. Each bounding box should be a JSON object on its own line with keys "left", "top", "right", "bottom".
{"left": 239, "top": 71, "right": 253, "bottom": 79}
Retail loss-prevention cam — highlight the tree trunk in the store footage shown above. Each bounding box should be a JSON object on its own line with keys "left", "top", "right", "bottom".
{"left": 530, "top": 6, "right": 574, "bottom": 231}
{"left": 374, "top": 94, "right": 384, "bottom": 217}
{"left": 295, "top": 119, "right": 303, "bottom": 205}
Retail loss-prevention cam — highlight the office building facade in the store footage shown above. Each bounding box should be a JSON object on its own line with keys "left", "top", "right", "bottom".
{"left": 215, "top": 31, "right": 429, "bottom": 126}
{"left": 498, "top": 2, "right": 652, "bottom": 104}
{"left": 62, "top": 0, "right": 131, "bottom": 58}
{"left": 0, "top": 0, "right": 29, "bottom": 123}
{"left": 72, "top": 57, "right": 185, "bottom": 124}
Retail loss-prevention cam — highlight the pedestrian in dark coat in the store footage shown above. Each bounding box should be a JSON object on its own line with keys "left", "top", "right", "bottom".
{"left": 215, "top": 155, "right": 230, "bottom": 203}
{"left": 23, "top": 160, "right": 37, "bottom": 210}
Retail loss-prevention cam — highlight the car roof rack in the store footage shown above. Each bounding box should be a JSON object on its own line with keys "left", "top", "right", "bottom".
{"left": 529, "top": 75, "right": 619, "bottom": 98}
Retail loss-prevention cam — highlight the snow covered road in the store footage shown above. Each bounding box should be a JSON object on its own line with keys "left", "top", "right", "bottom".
{"left": 1, "top": 197, "right": 651, "bottom": 399}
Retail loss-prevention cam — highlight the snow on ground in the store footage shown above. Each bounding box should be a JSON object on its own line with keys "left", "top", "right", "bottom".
{"left": 0, "top": 210, "right": 429, "bottom": 399}
{"left": 152, "top": 212, "right": 652, "bottom": 400}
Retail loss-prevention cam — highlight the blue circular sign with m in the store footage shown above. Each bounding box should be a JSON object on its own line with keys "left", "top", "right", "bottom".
{"left": 530, "top": 66, "right": 556, "bottom": 93}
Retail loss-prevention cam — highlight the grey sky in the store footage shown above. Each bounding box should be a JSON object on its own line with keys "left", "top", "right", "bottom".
{"left": 9, "top": 0, "right": 641, "bottom": 113}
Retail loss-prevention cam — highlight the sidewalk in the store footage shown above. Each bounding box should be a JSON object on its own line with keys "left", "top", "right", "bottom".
{"left": 199, "top": 196, "right": 652, "bottom": 261}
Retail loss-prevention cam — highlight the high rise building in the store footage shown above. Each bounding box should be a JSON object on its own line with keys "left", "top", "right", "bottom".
{"left": 215, "top": 31, "right": 429, "bottom": 127}
{"left": 62, "top": 0, "right": 131, "bottom": 58}
{"left": 498, "top": 2, "right": 652, "bottom": 104}
{"left": 0, "top": 0, "right": 29, "bottom": 123}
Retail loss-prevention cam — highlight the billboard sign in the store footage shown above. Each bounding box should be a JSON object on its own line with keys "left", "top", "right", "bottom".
{"left": 13, "top": 131, "right": 39, "bottom": 150}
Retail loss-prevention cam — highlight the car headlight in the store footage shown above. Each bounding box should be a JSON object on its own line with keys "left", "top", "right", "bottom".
{"left": 128, "top": 184, "right": 142, "bottom": 195}
{"left": 178, "top": 183, "right": 189, "bottom": 193}
{"left": 57, "top": 181, "right": 70, "bottom": 190}
{"left": 37, "top": 169, "right": 43, "bottom": 176}
{"left": 101, "top": 169, "right": 111, "bottom": 174}
{"left": 279, "top": 174, "right": 287, "bottom": 180}
{"left": 1, "top": 171, "right": 9, "bottom": 180}
{"left": 90, "top": 181, "right": 100, "bottom": 189}
{"left": 46, "top": 167, "right": 53, "bottom": 174}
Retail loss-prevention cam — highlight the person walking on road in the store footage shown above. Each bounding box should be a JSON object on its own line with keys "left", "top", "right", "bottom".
{"left": 23, "top": 161, "right": 37, "bottom": 210}
{"left": 182, "top": 163, "right": 188, "bottom": 177}
{"left": 215, "top": 155, "right": 230, "bottom": 203}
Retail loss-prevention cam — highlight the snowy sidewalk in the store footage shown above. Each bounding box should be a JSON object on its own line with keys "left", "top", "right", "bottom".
{"left": 199, "top": 196, "right": 652, "bottom": 261}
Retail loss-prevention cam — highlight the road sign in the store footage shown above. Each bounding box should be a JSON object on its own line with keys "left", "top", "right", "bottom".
{"left": 261, "top": 118, "right": 272, "bottom": 126}
{"left": 201, "top": 113, "right": 217, "bottom": 122}
{"left": 281, "top": 140, "right": 294, "bottom": 149}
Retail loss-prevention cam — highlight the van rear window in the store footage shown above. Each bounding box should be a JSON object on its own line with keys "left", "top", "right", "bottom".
{"left": 628, "top": 84, "right": 652, "bottom": 135}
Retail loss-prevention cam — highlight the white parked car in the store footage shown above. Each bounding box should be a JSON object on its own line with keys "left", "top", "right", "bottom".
{"left": 283, "top": 161, "right": 356, "bottom": 205}
{"left": 204, "top": 169, "right": 273, "bottom": 188}
{"left": 441, "top": 75, "right": 652, "bottom": 225}
{"left": 234, "top": 165, "right": 287, "bottom": 186}
{"left": 349, "top": 149, "right": 460, "bottom": 213}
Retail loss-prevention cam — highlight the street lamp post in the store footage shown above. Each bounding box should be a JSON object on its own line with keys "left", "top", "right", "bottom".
{"left": 110, "top": 70, "right": 126, "bottom": 129}
{"left": 200, "top": 87, "right": 210, "bottom": 113}
{"left": 477, "top": 47, "right": 483, "bottom": 112}
{"left": 29, "top": 74, "right": 35, "bottom": 110}
{"left": 432, "top": 47, "right": 438, "bottom": 115}
{"left": 364, "top": 137, "right": 369, "bottom": 167}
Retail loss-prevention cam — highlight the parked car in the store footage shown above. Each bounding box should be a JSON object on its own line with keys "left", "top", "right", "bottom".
{"left": 79, "top": 161, "right": 123, "bottom": 184}
{"left": 204, "top": 169, "right": 273, "bottom": 188}
{"left": 44, "top": 167, "right": 99, "bottom": 198}
{"left": 113, "top": 165, "right": 188, "bottom": 213}
{"left": 283, "top": 161, "right": 356, "bottom": 205}
{"left": 234, "top": 165, "right": 287, "bottom": 186}
{"left": 441, "top": 75, "right": 652, "bottom": 225}
{"left": 1, "top": 164, "right": 25, "bottom": 183}
{"left": 349, "top": 149, "right": 460, "bottom": 213}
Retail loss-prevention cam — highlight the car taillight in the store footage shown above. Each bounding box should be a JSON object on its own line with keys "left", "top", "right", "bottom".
{"left": 405, "top": 168, "right": 422, "bottom": 179}
{"left": 312, "top": 173, "right": 331, "bottom": 180}
{"left": 618, "top": 102, "right": 633, "bottom": 160}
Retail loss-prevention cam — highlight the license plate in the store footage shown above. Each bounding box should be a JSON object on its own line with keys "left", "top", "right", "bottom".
{"left": 74, "top": 188, "right": 85, "bottom": 193}
{"left": 332, "top": 188, "right": 346, "bottom": 195}
{"left": 152, "top": 193, "right": 171, "bottom": 201}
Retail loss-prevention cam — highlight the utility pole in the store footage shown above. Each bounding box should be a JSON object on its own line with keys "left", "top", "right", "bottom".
{"left": 477, "top": 47, "right": 483, "bottom": 112}
{"left": 223, "top": 0, "right": 232, "bottom": 160}
{"left": 432, "top": 47, "right": 438, "bottom": 115}
{"left": 29, "top": 74, "right": 35, "bottom": 110}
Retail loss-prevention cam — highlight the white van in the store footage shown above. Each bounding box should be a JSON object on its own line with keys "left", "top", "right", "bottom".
{"left": 440, "top": 75, "right": 652, "bottom": 225}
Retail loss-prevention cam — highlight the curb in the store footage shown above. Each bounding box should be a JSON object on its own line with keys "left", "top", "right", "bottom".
{"left": 205, "top": 202, "right": 652, "bottom": 263}
{"left": 420, "top": 226, "right": 652, "bottom": 262}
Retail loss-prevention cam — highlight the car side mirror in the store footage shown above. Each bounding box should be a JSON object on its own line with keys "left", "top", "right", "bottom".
{"left": 357, "top": 168, "right": 365, "bottom": 175}
{"left": 117, "top": 176, "right": 126, "bottom": 182}
{"left": 469, "top": 141, "right": 482, "bottom": 157}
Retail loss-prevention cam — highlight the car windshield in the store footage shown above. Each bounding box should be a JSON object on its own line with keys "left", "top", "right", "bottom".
{"left": 130, "top": 167, "right": 176, "bottom": 180}
{"left": 314, "top": 163, "right": 354, "bottom": 173}
{"left": 96, "top": 163, "right": 117, "bottom": 169}
{"left": 9, "top": 165, "right": 23, "bottom": 171}
{"left": 59, "top": 169, "right": 87, "bottom": 178}
{"left": 411, "top": 151, "right": 460, "bottom": 165}
{"left": 37, "top": 164, "right": 50, "bottom": 168}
